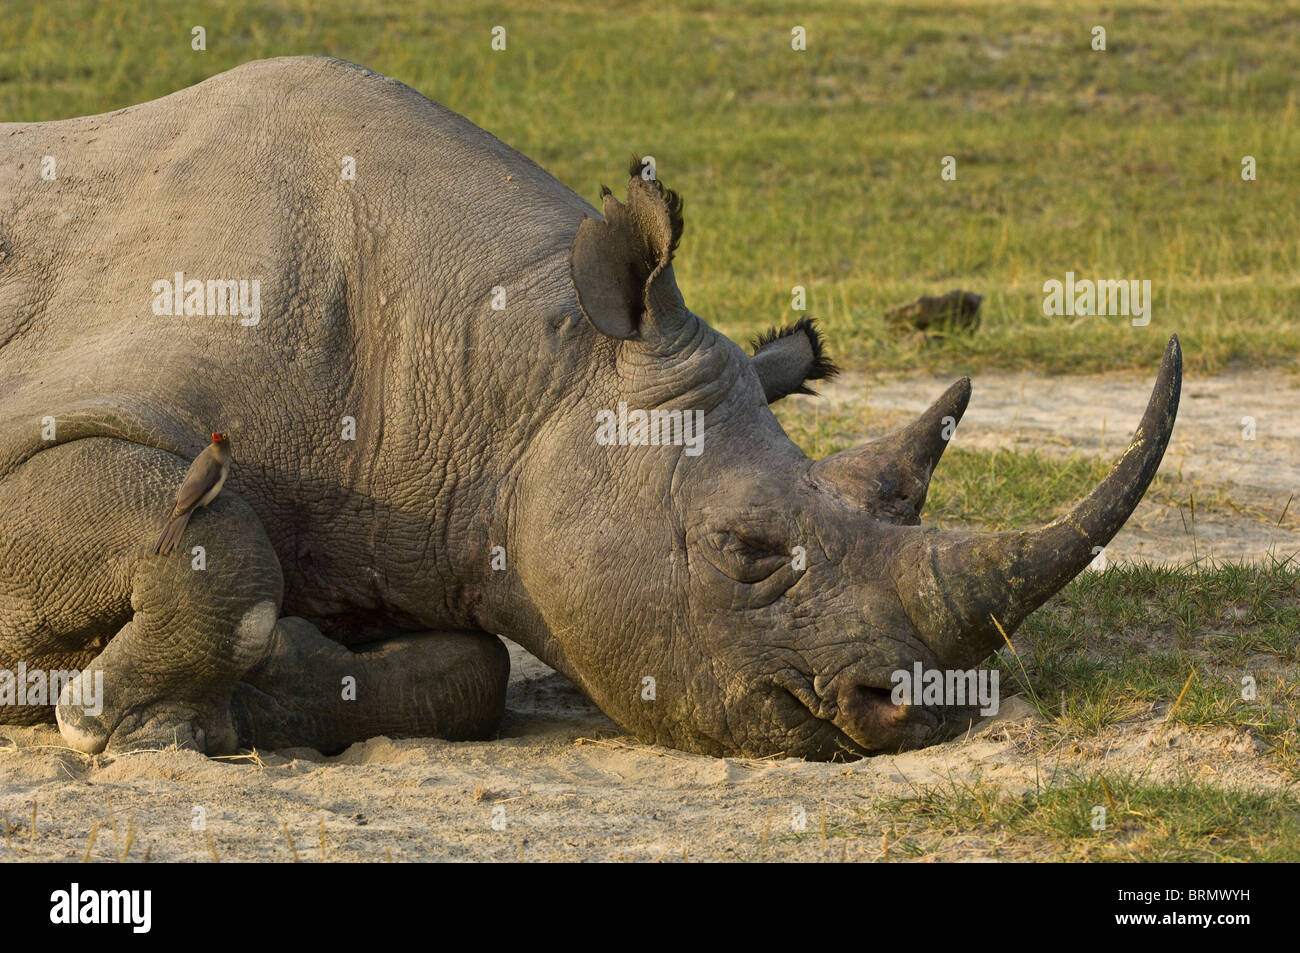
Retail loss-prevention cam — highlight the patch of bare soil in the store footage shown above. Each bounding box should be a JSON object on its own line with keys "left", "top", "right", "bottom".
{"left": 806, "top": 367, "right": 1300, "bottom": 565}
{"left": 0, "top": 644, "right": 1288, "bottom": 862}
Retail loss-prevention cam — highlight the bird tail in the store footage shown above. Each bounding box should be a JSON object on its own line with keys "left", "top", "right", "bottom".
{"left": 153, "top": 512, "right": 192, "bottom": 556}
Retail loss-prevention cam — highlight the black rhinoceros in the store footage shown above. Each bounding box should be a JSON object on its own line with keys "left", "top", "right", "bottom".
{"left": 0, "top": 57, "right": 1179, "bottom": 759}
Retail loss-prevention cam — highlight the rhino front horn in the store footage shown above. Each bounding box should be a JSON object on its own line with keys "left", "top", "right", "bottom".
{"left": 906, "top": 334, "right": 1182, "bottom": 668}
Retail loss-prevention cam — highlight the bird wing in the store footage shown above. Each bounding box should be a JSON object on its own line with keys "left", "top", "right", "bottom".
{"left": 169, "top": 445, "right": 224, "bottom": 517}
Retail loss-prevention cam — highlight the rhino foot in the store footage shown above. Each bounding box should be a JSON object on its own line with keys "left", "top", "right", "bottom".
{"left": 57, "top": 674, "right": 238, "bottom": 755}
{"left": 231, "top": 618, "right": 510, "bottom": 754}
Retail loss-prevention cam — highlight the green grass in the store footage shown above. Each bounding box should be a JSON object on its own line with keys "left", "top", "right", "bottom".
{"left": 839, "top": 774, "right": 1300, "bottom": 861}
{"left": 774, "top": 393, "right": 1287, "bottom": 532}
{"left": 836, "top": 557, "right": 1300, "bottom": 859}
{"left": 2, "top": 0, "right": 1297, "bottom": 375}
{"left": 916, "top": 448, "right": 1268, "bottom": 532}
{"left": 996, "top": 559, "right": 1300, "bottom": 770}
{"left": 908, "top": 447, "right": 1118, "bottom": 529}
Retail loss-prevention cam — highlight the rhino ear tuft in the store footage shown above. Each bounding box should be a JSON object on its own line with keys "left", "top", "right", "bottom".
{"left": 627, "top": 155, "right": 685, "bottom": 259}
{"left": 570, "top": 159, "right": 689, "bottom": 344}
{"left": 750, "top": 318, "right": 840, "bottom": 403}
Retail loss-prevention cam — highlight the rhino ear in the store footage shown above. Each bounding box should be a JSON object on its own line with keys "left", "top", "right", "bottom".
{"left": 570, "top": 157, "right": 691, "bottom": 347}
{"left": 750, "top": 318, "right": 839, "bottom": 403}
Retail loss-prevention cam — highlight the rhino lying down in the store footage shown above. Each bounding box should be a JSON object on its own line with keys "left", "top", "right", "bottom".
{"left": 0, "top": 57, "right": 1181, "bottom": 759}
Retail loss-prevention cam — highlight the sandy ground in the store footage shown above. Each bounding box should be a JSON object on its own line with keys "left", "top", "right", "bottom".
{"left": 1, "top": 368, "right": 1294, "bottom": 862}
{"left": 0, "top": 641, "right": 1287, "bottom": 862}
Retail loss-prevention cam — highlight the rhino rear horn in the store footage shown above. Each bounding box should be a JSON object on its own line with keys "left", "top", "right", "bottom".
{"left": 750, "top": 318, "right": 840, "bottom": 403}
{"left": 569, "top": 158, "right": 693, "bottom": 350}
{"left": 811, "top": 376, "right": 971, "bottom": 524}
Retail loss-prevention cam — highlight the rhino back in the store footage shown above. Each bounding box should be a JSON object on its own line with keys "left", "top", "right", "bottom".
{"left": 0, "top": 56, "right": 596, "bottom": 488}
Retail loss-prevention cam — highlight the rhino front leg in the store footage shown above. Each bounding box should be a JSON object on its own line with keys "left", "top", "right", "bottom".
{"left": 230, "top": 620, "right": 510, "bottom": 753}
{"left": 0, "top": 438, "right": 283, "bottom": 754}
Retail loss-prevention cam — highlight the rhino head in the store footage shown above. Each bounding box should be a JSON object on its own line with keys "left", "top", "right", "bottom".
{"left": 507, "top": 160, "right": 1180, "bottom": 760}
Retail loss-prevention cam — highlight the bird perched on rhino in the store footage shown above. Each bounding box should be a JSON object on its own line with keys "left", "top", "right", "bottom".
{"left": 153, "top": 433, "right": 232, "bottom": 555}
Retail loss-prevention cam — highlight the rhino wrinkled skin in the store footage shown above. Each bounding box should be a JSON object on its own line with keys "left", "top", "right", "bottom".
{"left": 0, "top": 57, "right": 1180, "bottom": 759}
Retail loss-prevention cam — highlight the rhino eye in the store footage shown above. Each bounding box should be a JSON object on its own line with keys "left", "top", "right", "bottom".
{"left": 705, "top": 529, "right": 789, "bottom": 584}
{"left": 720, "top": 531, "right": 786, "bottom": 560}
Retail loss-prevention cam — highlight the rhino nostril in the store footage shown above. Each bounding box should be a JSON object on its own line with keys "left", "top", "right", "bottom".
{"left": 840, "top": 683, "right": 909, "bottom": 727}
